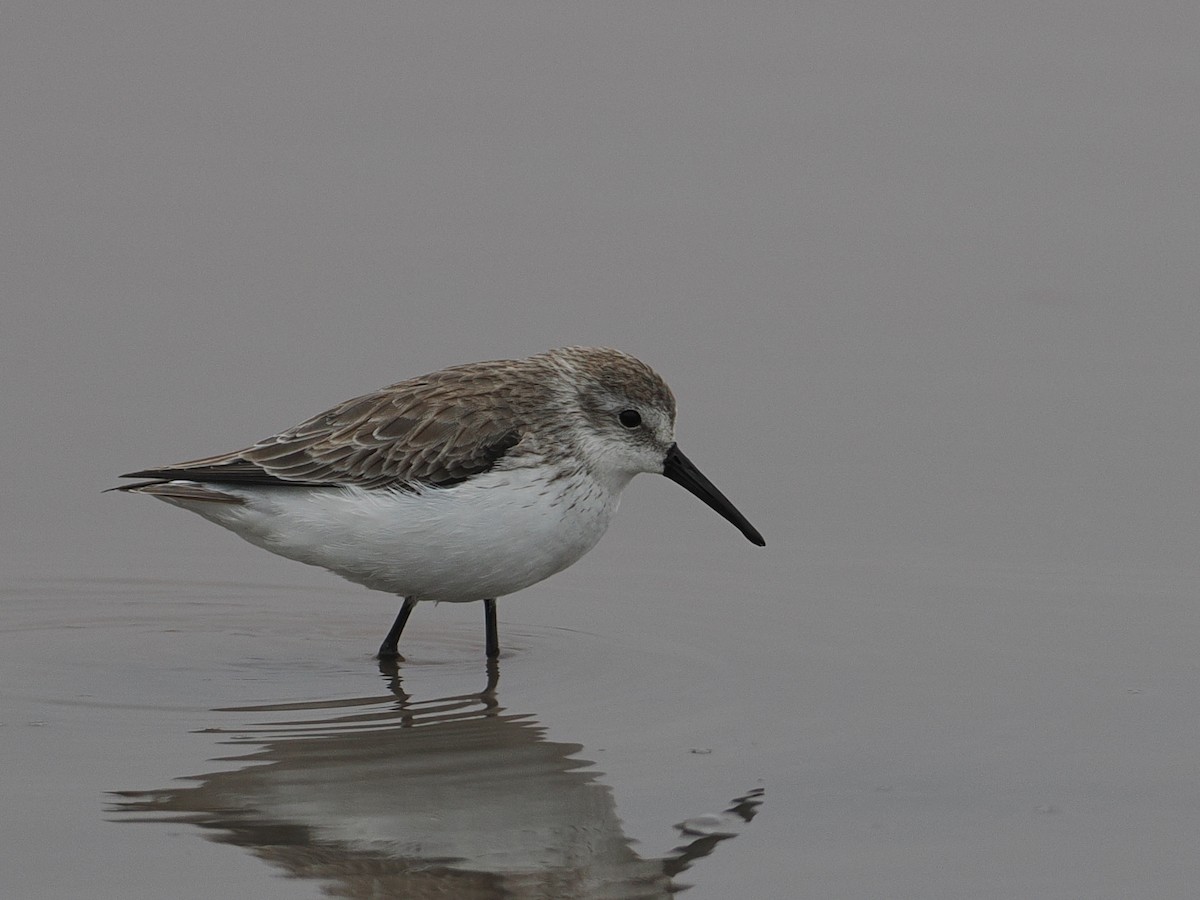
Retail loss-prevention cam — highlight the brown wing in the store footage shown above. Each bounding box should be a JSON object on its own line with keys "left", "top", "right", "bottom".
{"left": 119, "top": 362, "right": 537, "bottom": 490}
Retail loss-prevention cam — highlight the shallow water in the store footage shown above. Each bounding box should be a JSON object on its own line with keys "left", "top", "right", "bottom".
{"left": 7, "top": 1, "right": 1200, "bottom": 897}
{"left": 2, "top": 579, "right": 767, "bottom": 898}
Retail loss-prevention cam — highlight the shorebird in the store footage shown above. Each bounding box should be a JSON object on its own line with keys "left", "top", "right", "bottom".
{"left": 114, "top": 347, "right": 764, "bottom": 658}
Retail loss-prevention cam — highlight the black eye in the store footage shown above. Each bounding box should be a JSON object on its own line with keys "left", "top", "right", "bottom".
{"left": 618, "top": 409, "right": 642, "bottom": 429}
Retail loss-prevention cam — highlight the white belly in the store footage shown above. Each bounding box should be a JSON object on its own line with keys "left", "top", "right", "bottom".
{"left": 159, "top": 465, "right": 623, "bottom": 602}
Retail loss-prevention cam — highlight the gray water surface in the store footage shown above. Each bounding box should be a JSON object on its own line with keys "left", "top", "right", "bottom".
{"left": 5, "top": 2, "right": 1200, "bottom": 898}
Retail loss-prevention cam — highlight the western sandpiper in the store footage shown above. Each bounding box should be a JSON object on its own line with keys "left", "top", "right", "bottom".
{"left": 114, "top": 347, "right": 764, "bottom": 658}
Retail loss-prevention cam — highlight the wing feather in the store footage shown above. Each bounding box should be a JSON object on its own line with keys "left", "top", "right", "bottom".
{"left": 120, "top": 361, "right": 543, "bottom": 489}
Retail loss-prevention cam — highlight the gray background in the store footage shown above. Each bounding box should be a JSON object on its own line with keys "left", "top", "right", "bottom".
{"left": 4, "top": 2, "right": 1200, "bottom": 898}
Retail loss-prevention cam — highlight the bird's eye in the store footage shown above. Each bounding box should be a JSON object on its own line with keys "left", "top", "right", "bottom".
{"left": 618, "top": 409, "right": 642, "bottom": 429}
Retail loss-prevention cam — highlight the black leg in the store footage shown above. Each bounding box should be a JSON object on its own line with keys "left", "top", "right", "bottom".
{"left": 378, "top": 597, "right": 417, "bottom": 659}
{"left": 483, "top": 598, "right": 499, "bottom": 659}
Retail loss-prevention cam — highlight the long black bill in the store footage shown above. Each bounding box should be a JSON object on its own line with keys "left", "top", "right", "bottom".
{"left": 662, "top": 443, "right": 765, "bottom": 547}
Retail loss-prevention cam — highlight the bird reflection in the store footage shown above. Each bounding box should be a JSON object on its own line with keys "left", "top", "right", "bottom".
{"left": 110, "top": 659, "right": 762, "bottom": 898}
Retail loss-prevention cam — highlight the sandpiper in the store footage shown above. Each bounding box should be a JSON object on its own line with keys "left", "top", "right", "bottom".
{"left": 114, "top": 347, "right": 764, "bottom": 658}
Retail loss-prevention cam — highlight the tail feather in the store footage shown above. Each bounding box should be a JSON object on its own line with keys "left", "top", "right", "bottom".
{"left": 108, "top": 481, "right": 245, "bottom": 505}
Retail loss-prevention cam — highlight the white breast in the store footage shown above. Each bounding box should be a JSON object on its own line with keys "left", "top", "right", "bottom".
{"left": 163, "top": 464, "right": 625, "bottom": 602}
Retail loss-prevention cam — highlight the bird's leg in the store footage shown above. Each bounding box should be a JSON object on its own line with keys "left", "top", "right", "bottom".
{"left": 483, "top": 598, "right": 499, "bottom": 659}
{"left": 378, "top": 597, "right": 417, "bottom": 659}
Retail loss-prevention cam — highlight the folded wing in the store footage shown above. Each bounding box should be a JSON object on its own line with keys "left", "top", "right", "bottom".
{"left": 119, "top": 365, "right": 531, "bottom": 490}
